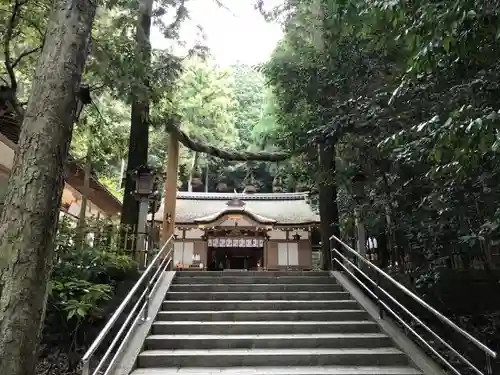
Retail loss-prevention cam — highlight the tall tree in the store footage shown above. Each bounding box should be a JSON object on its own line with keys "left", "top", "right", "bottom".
{"left": 0, "top": 1, "right": 97, "bottom": 375}
{"left": 161, "top": 56, "right": 240, "bottom": 189}
{"left": 70, "top": 93, "right": 130, "bottom": 200}
{"left": 263, "top": 0, "right": 345, "bottom": 268}
{"left": 121, "top": 0, "right": 154, "bottom": 233}
{"left": 230, "top": 63, "right": 266, "bottom": 148}
{"left": 121, "top": 0, "right": 187, "bottom": 233}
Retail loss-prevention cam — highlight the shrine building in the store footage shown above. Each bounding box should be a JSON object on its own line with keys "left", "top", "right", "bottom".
{"left": 151, "top": 191, "right": 320, "bottom": 270}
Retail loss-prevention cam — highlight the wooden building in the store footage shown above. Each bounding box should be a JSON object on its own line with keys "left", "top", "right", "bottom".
{"left": 151, "top": 191, "right": 320, "bottom": 270}
{"left": 0, "top": 95, "right": 122, "bottom": 219}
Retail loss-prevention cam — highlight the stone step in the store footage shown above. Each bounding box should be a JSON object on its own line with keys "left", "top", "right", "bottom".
{"left": 137, "top": 348, "right": 410, "bottom": 367}
{"left": 162, "top": 300, "right": 360, "bottom": 311}
{"left": 131, "top": 366, "right": 422, "bottom": 375}
{"left": 169, "top": 283, "right": 343, "bottom": 292}
{"left": 176, "top": 271, "right": 331, "bottom": 277}
{"left": 145, "top": 333, "right": 393, "bottom": 350}
{"left": 165, "top": 291, "right": 351, "bottom": 301}
{"left": 172, "top": 276, "right": 333, "bottom": 285}
{"left": 156, "top": 309, "right": 369, "bottom": 322}
{"left": 151, "top": 321, "right": 380, "bottom": 335}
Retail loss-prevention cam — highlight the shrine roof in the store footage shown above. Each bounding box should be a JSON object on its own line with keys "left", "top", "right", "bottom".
{"left": 151, "top": 192, "right": 320, "bottom": 225}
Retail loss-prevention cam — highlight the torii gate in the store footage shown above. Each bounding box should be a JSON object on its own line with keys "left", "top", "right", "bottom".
{"left": 159, "top": 125, "right": 289, "bottom": 245}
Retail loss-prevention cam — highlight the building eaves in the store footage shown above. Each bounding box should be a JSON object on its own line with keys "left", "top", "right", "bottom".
{"left": 0, "top": 101, "right": 122, "bottom": 213}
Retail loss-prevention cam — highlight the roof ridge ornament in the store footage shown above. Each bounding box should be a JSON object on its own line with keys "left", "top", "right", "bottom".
{"left": 226, "top": 197, "right": 246, "bottom": 207}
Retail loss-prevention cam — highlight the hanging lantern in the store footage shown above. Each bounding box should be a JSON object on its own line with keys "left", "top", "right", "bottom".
{"left": 133, "top": 166, "right": 155, "bottom": 197}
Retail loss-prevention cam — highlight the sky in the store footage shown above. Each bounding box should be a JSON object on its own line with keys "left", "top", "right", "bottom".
{"left": 150, "top": 0, "right": 284, "bottom": 67}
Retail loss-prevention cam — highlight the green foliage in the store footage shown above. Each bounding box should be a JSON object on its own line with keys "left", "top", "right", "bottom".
{"left": 264, "top": 0, "right": 500, "bottom": 269}
{"left": 2, "top": 0, "right": 287, "bottom": 200}
{"left": 44, "top": 217, "right": 137, "bottom": 368}
{"left": 51, "top": 242, "right": 134, "bottom": 285}
{"left": 230, "top": 64, "right": 267, "bottom": 148}
{"left": 264, "top": 0, "right": 500, "bottom": 370}
{"left": 49, "top": 279, "right": 112, "bottom": 321}
{"left": 0, "top": 0, "right": 49, "bottom": 99}
{"left": 87, "top": 0, "right": 187, "bottom": 104}
{"left": 148, "top": 57, "right": 286, "bottom": 193}
{"left": 173, "top": 57, "right": 240, "bottom": 147}
{"left": 1, "top": 0, "right": 190, "bottom": 204}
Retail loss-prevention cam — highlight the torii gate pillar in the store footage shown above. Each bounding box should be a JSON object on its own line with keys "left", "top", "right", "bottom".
{"left": 161, "top": 134, "right": 180, "bottom": 245}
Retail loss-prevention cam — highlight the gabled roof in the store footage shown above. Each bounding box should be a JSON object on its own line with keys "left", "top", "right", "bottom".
{"left": 151, "top": 192, "right": 320, "bottom": 225}
{"left": 194, "top": 207, "right": 276, "bottom": 225}
{"left": 0, "top": 96, "right": 122, "bottom": 215}
{"left": 65, "top": 159, "right": 122, "bottom": 215}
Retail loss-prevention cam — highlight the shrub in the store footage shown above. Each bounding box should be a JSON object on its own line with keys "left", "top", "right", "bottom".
{"left": 42, "top": 216, "right": 138, "bottom": 372}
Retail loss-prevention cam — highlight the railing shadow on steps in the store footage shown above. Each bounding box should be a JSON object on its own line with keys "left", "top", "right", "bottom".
{"left": 329, "top": 234, "right": 497, "bottom": 375}
{"left": 80, "top": 235, "right": 175, "bottom": 375}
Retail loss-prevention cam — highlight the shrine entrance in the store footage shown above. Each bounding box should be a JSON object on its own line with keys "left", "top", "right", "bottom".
{"left": 207, "top": 236, "right": 265, "bottom": 271}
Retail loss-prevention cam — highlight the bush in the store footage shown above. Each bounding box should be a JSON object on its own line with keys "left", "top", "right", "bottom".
{"left": 42, "top": 216, "right": 138, "bottom": 372}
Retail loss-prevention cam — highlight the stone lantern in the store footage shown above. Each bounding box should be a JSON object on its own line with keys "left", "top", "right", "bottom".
{"left": 216, "top": 174, "right": 228, "bottom": 192}
{"left": 272, "top": 175, "right": 283, "bottom": 193}
{"left": 243, "top": 168, "right": 258, "bottom": 194}
{"left": 190, "top": 169, "right": 203, "bottom": 192}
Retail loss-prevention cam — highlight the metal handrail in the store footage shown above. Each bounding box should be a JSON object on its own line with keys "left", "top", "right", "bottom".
{"left": 329, "top": 234, "right": 497, "bottom": 375}
{"left": 81, "top": 235, "right": 174, "bottom": 375}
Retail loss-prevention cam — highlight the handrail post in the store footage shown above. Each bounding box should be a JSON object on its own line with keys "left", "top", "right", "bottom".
{"left": 329, "top": 237, "right": 335, "bottom": 270}
{"left": 486, "top": 353, "right": 492, "bottom": 375}
{"left": 81, "top": 359, "right": 90, "bottom": 375}
{"left": 142, "top": 277, "right": 152, "bottom": 322}
{"left": 375, "top": 271, "right": 384, "bottom": 319}
{"left": 142, "top": 290, "right": 150, "bottom": 321}
{"left": 167, "top": 243, "right": 174, "bottom": 271}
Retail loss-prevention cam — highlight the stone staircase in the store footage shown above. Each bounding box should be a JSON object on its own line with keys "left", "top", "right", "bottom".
{"left": 130, "top": 271, "right": 423, "bottom": 375}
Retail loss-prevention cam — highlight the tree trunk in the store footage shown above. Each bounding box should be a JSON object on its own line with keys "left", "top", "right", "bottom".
{"left": 380, "top": 171, "right": 396, "bottom": 266}
{"left": 119, "top": 158, "right": 126, "bottom": 183}
{"left": 0, "top": 0, "right": 97, "bottom": 374}
{"left": 317, "top": 141, "right": 340, "bottom": 270}
{"left": 187, "top": 151, "right": 199, "bottom": 192}
{"left": 377, "top": 229, "right": 389, "bottom": 268}
{"left": 121, "top": 0, "right": 153, "bottom": 237}
{"left": 205, "top": 164, "right": 209, "bottom": 192}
